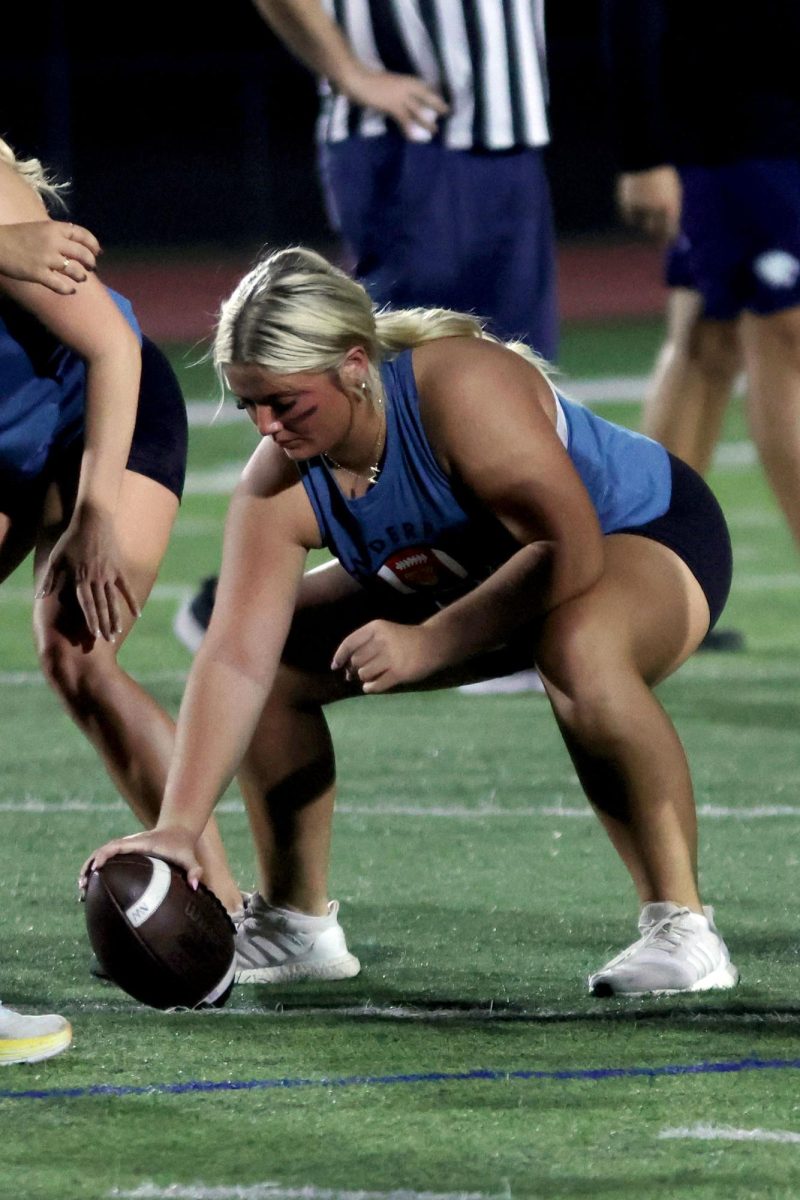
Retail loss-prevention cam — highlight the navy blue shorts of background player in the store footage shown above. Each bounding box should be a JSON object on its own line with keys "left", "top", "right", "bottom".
{"left": 665, "top": 157, "right": 800, "bottom": 320}
{"left": 0, "top": 336, "right": 187, "bottom": 519}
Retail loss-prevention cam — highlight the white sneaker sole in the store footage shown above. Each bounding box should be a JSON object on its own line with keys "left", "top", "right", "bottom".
{"left": 0, "top": 1025, "right": 73, "bottom": 1065}
{"left": 235, "top": 952, "right": 361, "bottom": 984}
{"left": 590, "top": 961, "right": 740, "bottom": 998}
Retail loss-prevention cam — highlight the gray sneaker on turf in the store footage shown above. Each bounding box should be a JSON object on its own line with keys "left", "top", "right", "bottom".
{"left": 234, "top": 894, "right": 361, "bottom": 984}
{"left": 588, "top": 901, "right": 739, "bottom": 997}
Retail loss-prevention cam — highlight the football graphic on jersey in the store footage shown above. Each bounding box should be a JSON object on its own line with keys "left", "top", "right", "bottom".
{"left": 377, "top": 546, "right": 469, "bottom": 594}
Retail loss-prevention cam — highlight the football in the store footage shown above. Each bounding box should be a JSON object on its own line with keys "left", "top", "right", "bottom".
{"left": 84, "top": 853, "right": 235, "bottom": 1010}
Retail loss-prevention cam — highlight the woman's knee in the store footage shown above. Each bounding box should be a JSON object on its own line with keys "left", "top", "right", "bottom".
{"left": 755, "top": 307, "right": 800, "bottom": 360}
{"left": 37, "top": 628, "right": 118, "bottom": 713}
{"left": 686, "top": 318, "right": 741, "bottom": 382}
{"left": 537, "top": 620, "right": 637, "bottom": 746}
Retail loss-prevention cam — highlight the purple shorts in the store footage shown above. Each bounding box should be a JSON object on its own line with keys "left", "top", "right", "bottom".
{"left": 666, "top": 158, "right": 800, "bottom": 319}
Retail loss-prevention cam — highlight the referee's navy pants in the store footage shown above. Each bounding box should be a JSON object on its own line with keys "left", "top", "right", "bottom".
{"left": 319, "top": 133, "right": 559, "bottom": 361}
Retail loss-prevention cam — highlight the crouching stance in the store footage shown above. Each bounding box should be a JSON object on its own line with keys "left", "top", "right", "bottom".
{"left": 83, "top": 247, "right": 738, "bottom": 997}
{"left": 0, "top": 141, "right": 240, "bottom": 915}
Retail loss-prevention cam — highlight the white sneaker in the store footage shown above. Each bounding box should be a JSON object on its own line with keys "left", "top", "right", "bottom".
{"left": 458, "top": 669, "right": 545, "bottom": 695}
{"left": 234, "top": 895, "right": 361, "bottom": 984}
{"left": 588, "top": 902, "right": 739, "bottom": 997}
{"left": 0, "top": 1003, "right": 72, "bottom": 1065}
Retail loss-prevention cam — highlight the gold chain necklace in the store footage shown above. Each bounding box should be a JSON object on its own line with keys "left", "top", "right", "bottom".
{"left": 323, "top": 391, "right": 386, "bottom": 486}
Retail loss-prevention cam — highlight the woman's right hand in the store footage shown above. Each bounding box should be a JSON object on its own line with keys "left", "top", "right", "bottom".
{"left": 0, "top": 220, "right": 100, "bottom": 294}
{"left": 341, "top": 67, "right": 448, "bottom": 141}
{"left": 79, "top": 826, "right": 202, "bottom": 894}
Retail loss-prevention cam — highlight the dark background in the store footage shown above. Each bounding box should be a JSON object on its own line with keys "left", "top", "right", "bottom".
{"left": 2, "top": 1, "right": 617, "bottom": 252}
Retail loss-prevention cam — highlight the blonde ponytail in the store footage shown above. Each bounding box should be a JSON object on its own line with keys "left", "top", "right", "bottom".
{"left": 215, "top": 245, "right": 549, "bottom": 383}
{"left": 0, "top": 138, "right": 68, "bottom": 209}
{"left": 374, "top": 306, "right": 547, "bottom": 370}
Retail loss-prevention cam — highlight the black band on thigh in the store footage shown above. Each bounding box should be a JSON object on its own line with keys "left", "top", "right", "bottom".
{"left": 615, "top": 453, "right": 733, "bottom": 629}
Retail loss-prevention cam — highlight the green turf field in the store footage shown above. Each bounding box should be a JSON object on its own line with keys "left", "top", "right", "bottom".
{"left": 2, "top": 317, "right": 800, "bottom": 1200}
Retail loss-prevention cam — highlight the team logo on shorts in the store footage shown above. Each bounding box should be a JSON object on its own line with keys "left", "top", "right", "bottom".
{"left": 753, "top": 250, "right": 800, "bottom": 290}
{"left": 377, "top": 546, "right": 469, "bottom": 594}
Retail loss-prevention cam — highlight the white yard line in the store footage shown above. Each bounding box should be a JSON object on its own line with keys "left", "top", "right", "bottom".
{"left": 178, "top": 445, "right": 758, "bottom": 497}
{"left": 184, "top": 379, "right": 653, "bottom": 420}
{"left": 182, "top": 464, "right": 243, "bottom": 495}
{"left": 725, "top": 510, "right": 784, "bottom": 529}
{"left": 3, "top": 798, "right": 800, "bottom": 820}
{"left": 184, "top": 375, "right": 749, "bottom": 417}
{"left": 0, "top": 669, "right": 190, "bottom": 685}
{"left": 713, "top": 443, "right": 756, "bottom": 468}
{"left": 2, "top": 656, "right": 799, "bottom": 686}
{"left": 111, "top": 1183, "right": 507, "bottom": 1200}
{"left": 186, "top": 400, "right": 233, "bottom": 426}
{"left": 0, "top": 587, "right": 194, "bottom": 606}
{"left": 660, "top": 1124, "right": 800, "bottom": 1145}
{"left": 3, "top": 567, "right": 799, "bottom": 613}
{"left": 729, "top": 573, "right": 800, "bottom": 591}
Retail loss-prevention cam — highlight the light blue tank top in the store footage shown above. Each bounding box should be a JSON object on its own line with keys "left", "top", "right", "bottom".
{"left": 0, "top": 289, "right": 141, "bottom": 483}
{"left": 298, "top": 350, "right": 671, "bottom": 606}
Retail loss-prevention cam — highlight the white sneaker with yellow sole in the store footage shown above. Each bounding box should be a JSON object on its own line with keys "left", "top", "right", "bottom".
{"left": 0, "top": 1003, "right": 72, "bottom": 1065}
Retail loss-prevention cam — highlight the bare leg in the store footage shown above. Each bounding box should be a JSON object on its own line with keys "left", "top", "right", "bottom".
{"left": 741, "top": 305, "right": 800, "bottom": 549}
{"left": 536, "top": 534, "right": 711, "bottom": 911}
{"left": 237, "top": 541, "right": 712, "bottom": 920}
{"left": 642, "top": 288, "right": 741, "bottom": 474}
{"left": 237, "top": 667, "right": 347, "bottom": 916}
{"left": 237, "top": 562, "right": 362, "bottom": 914}
{"left": 33, "top": 469, "right": 241, "bottom": 911}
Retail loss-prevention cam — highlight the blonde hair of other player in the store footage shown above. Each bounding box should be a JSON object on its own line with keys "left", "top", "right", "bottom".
{"left": 0, "top": 138, "right": 66, "bottom": 207}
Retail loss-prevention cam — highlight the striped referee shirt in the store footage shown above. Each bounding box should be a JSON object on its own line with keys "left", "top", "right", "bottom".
{"left": 318, "top": 0, "right": 549, "bottom": 150}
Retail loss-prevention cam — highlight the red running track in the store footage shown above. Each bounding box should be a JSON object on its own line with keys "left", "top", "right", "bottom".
{"left": 101, "top": 239, "right": 668, "bottom": 344}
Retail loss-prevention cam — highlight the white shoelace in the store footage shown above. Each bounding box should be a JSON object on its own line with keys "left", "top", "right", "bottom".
{"left": 600, "top": 908, "right": 693, "bottom": 971}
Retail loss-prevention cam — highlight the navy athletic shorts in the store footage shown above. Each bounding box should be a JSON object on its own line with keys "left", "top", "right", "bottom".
{"left": 666, "top": 157, "right": 800, "bottom": 319}
{"left": 616, "top": 452, "right": 732, "bottom": 630}
{"left": 319, "top": 133, "right": 559, "bottom": 360}
{"left": 0, "top": 336, "right": 187, "bottom": 518}
{"left": 125, "top": 336, "right": 188, "bottom": 501}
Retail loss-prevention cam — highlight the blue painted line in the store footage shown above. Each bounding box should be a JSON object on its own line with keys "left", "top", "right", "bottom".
{"left": 2, "top": 1056, "right": 800, "bottom": 1103}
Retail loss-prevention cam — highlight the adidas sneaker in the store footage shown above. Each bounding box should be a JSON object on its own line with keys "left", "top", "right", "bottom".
{"left": 589, "top": 902, "right": 739, "bottom": 997}
{"left": 234, "top": 894, "right": 361, "bottom": 984}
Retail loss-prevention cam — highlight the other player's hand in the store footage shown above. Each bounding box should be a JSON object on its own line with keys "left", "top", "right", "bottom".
{"left": 79, "top": 827, "right": 203, "bottom": 894}
{"left": 331, "top": 620, "right": 440, "bottom": 693}
{"left": 0, "top": 220, "right": 100, "bottom": 294}
{"left": 341, "top": 66, "right": 448, "bottom": 141}
{"left": 616, "top": 166, "right": 682, "bottom": 242}
{"left": 36, "top": 504, "right": 140, "bottom": 641}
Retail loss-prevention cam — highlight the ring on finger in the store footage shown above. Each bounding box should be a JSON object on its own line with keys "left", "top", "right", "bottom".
{"left": 62, "top": 257, "right": 72, "bottom": 271}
